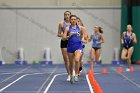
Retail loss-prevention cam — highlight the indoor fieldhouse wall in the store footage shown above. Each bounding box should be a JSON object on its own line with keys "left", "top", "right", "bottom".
{"left": 0, "top": 6, "right": 121, "bottom": 64}
{"left": 0, "top": 0, "right": 121, "bottom": 6}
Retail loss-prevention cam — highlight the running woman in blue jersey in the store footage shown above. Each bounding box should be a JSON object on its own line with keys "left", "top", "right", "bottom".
{"left": 77, "top": 17, "right": 88, "bottom": 76}
{"left": 121, "top": 24, "right": 137, "bottom": 71}
{"left": 89, "top": 26, "right": 104, "bottom": 70}
{"left": 57, "top": 11, "right": 71, "bottom": 81}
{"left": 63, "top": 15, "right": 87, "bottom": 83}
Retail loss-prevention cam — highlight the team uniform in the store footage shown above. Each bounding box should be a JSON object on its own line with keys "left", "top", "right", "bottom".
{"left": 122, "top": 32, "right": 134, "bottom": 50}
{"left": 67, "top": 25, "right": 83, "bottom": 83}
{"left": 67, "top": 25, "right": 83, "bottom": 53}
{"left": 60, "top": 21, "right": 69, "bottom": 48}
{"left": 92, "top": 33, "right": 102, "bottom": 50}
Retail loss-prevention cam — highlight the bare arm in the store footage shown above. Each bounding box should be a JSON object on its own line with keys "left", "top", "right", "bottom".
{"left": 132, "top": 33, "right": 137, "bottom": 43}
{"left": 98, "top": 34, "right": 104, "bottom": 44}
{"left": 80, "top": 26, "right": 87, "bottom": 43}
{"left": 62, "top": 27, "right": 69, "bottom": 40}
{"left": 88, "top": 35, "right": 93, "bottom": 42}
{"left": 57, "top": 22, "right": 63, "bottom": 37}
{"left": 82, "top": 26, "right": 88, "bottom": 40}
{"left": 121, "top": 32, "right": 125, "bottom": 44}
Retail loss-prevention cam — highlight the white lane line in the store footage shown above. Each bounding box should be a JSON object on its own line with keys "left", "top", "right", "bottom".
{"left": 0, "top": 71, "right": 55, "bottom": 75}
{"left": 4, "top": 91, "right": 90, "bottom": 93}
{"left": 0, "top": 73, "right": 13, "bottom": 75}
{"left": 86, "top": 75, "right": 94, "bottom": 93}
{"left": 43, "top": 73, "right": 67, "bottom": 93}
{"left": 83, "top": 66, "right": 94, "bottom": 93}
{"left": 111, "top": 68, "right": 140, "bottom": 88}
{"left": 0, "top": 72, "right": 51, "bottom": 92}
{"left": 0, "top": 75, "right": 27, "bottom": 92}
{"left": 0, "top": 66, "right": 30, "bottom": 84}
{"left": 46, "top": 91, "right": 91, "bottom": 93}
{"left": 36, "top": 67, "right": 58, "bottom": 93}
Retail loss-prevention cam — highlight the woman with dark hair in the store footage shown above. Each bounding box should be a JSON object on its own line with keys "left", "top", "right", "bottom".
{"left": 57, "top": 11, "right": 71, "bottom": 81}
{"left": 121, "top": 24, "right": 137, "bottom": 71}
{"left": 63, "top": 15, "right": 87, "bottom": 83}
{"left": 89, "top": 26, "right": 104, "bottom": 70}
{"left": 77, "top": 17, "right": 88, "bottom": 75}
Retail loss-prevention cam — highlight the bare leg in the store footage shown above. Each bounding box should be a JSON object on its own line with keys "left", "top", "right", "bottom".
{"left": 127, "top": 47, "right": 134, "bottom": 68}
{"left": 61, "top": 48, "right": 70, "bottom": 75}
{"left": 68, "top": 53, "right": 74, "bottom": 76}
{"left": 90, "top": 48, "right": 95, "bottom": 70}
{"left": 74, "top": 50, "right": 82, "bottom": 75}
{"left": 79, "top": 52, "right": 83, "bottom": 69}
{"left": 95, "top": 49, "right": 101, "bottom": 63}
{"left": 121, "top": 48, "right": 128, "bottom": 60}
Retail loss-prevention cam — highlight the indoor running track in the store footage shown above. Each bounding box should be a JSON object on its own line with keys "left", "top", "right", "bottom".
{"left": 0, "top": 64, "right": 140, "bottom": 93}
{"left": 0, "top": 64, "right": 92, "bottom": 93}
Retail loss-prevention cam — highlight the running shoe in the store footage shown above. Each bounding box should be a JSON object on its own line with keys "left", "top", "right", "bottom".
{"left": 66, "top": 75, "right": 70, "bottom": 81}
{"left": 74, "top": 75, "right": 79, "bottom": 82}
{"left": 126, "top": 68, "right": 130, "bottom": 72}
{"left": 70, "top": 76, "right": 75, "bottom": 84}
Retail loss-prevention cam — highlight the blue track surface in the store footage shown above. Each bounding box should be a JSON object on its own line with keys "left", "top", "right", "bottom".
{"left": 47, "top": 74, "right": 91, "bottom": 93}
{"left": 0, "top": 64, "right": 140, "bottom": 93}
{"left": 94, "top": 64, "right": 140, "bottom": 93}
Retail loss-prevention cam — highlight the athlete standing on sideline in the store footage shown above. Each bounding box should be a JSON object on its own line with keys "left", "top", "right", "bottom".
{"left": 89, "top": 26, "right": 104, "bottom": 70}
{"left": 121, "top": 24, "right": 137, "bottom": 71}
{"left": 57, "top": 11, "right": 71, "bottom": 81}
{"left": 63, "top": 15, "right": 87, "bottom": 83}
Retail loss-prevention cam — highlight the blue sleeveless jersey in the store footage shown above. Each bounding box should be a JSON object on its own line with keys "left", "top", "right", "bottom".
{"left": 123, "top": 32, "right": 133, "bottom": 48}
{"left": 92, "top": 33, "right": 101, "bottom": 48}
{"left": 68, "top": 25, "right": 81, "bottom": 45}
{"left": 67, "top": 25, "right": 83, "bottom": 53}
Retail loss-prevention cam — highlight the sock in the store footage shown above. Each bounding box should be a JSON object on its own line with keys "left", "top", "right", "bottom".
{"left": 79, "top": 66, "right": 82, "bottom": 71}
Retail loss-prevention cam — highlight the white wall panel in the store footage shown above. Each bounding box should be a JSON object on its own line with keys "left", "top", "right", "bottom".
{"left": 0, "top": 7, "right": 121, "bottom": 64}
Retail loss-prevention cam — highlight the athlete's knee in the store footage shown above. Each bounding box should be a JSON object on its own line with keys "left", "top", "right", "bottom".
{"left": 121, "top": 56, "right": 125, "bottom": 60}
{"left": 65, "top": 61, "right": 69, "bottom": 65}
{"left": 75, "top": 59, "right": 80, "bottom": 63}
{"left": 127, "top": 56, "right": 131, "bottom": 60}
{"left": 64, "top": 58, "right": 69, "bottom": 63}
{"left": 121, "top": 55, "right": 126, "bottom": 60}
{"left": 90, "top": 58, "right": 94, "bottom": 62}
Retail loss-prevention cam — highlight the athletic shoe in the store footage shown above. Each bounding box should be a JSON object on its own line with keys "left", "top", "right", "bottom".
{"left": 74, "top": 75, "right": 79, "bottom": 82}
{"left": 73, "top": 69, "right": 75, "bottom": 76}
{"left": 126, "top": 68, "right": 130, "bottom": 72}
{"left": 66, "top": 75, "right": 70, "bottom": 81}
{"left": 70, "top": 76, "right": 74, "bottom": 84}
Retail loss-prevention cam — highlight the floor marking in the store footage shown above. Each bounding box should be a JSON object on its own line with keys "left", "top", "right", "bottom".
{"left": 0, "top": 71, "right": 55, "bottom": 75}
{"left": 46, "top": 91, "right": 91, "bottom": 93}
{"left": 0, "top": 73, "right": 13, "bottom": 75}
{"left": 83, "top": 66, "right": 94, "bottom": 93}
{"left": 0, "top": 75, "right": 27, "bottom": 92}
{"left": 86, "top": 75, "right": 94, "bottom": 93}
{"left": 0, "top": 91, "right": 90, "bottom": 93}
{"left": 111, "top": 68, "right": 140, "bottom": 88}
{"left": 43, "top": 73, "right": 67, "bottom": 93}
{"left": 0, "top": 72, "right": 51, "bottom": 92}
{"left": 44, "top": 66, "right": 93, "bottom": 93}
{"left": 0, "top": 66, "right": 30, "bottom": 84}
{"left": 36, "top": 66, "right": 57, "bottom": 93}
